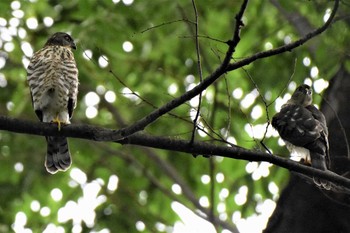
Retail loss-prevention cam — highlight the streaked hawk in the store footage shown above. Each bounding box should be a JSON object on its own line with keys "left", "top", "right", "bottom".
{"left": 27, "top": 32, "right": 78, "bottom": 174}
{"left": 272, "top": 84, "right": 330, "bottom": 189}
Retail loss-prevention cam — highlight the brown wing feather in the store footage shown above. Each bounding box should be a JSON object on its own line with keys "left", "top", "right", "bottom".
{"left": 272, "top": 104, "right": 322, "bottom": 147}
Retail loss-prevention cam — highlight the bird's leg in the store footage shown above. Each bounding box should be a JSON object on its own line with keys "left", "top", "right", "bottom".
{"left": 52, "top": 115, "right": 62, "bottom": 131}
{"left": 300, "top": 156, "right": 312, "bottom": 165}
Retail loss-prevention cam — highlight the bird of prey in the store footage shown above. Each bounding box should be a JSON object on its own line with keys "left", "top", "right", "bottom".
{"left": 27, "top": 32, "right": 78, "bottom": 174}
{"left": 272, "top": 84, "right": 330, "bottom": 189}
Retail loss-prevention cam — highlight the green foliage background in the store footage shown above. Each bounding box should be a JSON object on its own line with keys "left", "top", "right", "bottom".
{"left": 0, "top": 0, "right": 348, "bottom": 232}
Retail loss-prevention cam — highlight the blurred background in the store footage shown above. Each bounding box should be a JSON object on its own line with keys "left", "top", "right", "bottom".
{"left": 0, "top": 0, "right": 348, "bottom": 232}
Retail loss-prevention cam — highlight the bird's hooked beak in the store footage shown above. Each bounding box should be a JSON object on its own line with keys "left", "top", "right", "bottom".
{"left": 71, "top": 41, "right": 77, "bottom": 50}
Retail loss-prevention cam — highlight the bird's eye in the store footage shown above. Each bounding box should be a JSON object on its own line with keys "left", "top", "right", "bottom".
{"left": 64, "top": 35, "right": 71, "bottom": 41}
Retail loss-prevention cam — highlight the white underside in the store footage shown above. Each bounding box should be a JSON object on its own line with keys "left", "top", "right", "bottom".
{"left": 285, "top": 141, "right": 311, "bottom": 163}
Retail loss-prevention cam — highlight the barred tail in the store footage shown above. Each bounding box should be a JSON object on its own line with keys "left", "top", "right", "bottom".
{"left": 45, "top": 136, "right": 72, "bottom": 174}
{"left": 310, "top": 151, "right": 331, "bottom": 190}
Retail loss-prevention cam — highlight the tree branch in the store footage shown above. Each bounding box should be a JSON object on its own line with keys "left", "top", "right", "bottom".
{"left": 1, "top": 115, "right": 350, "bottom": 191}
{"left": 99, "top": 145, "right": 239, "bottom": 233}
{"left": 117, "top": 0, "right": 249, "bottom": 139}
{"left": 227, "top": 0, "right": 339, "bottom": 71}
{"left": 117, "top": 0, "right": 338, "bottom": 140}
{"left": 190, "top": 0, "right": 203, "bottom": 145}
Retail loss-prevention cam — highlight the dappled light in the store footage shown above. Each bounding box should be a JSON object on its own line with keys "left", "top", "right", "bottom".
{"left": 26, "top": 18, "right": 38, "bottom": 30}
{"left": 0, "top": 0, "right": 346, "bottom": 232}
{"left": 310, "top": 66, "right": 319, "bottom": 78}
{"left": 240, "top": 89, "right": 259, "bottom": 109}
{"left": 104, "top": 90, "right": 116, "bottom": 103}
{"left": 0, "top": 73, "right": 7, "bottom": 87}
{"left": 83, "top": 50, "right": 93, "bottom": 60}
{"left": 51, "top": 188, "right": 63, "bottom": 202}
{"left": 12, "top": 212, "right": 29, "bottom": 233}
{"left": 167, "top": 83, "right": 178, "bottom": 95}
{"left": 107, "top": 174, "right": 119, "bottom": 193}
{"left": 98, "top": 56, "right": 109, "bottom": 68}
{"left": 201, "top": 174, "right": 210, "bottom": 184}
{"left": 43, "top": 17, "right": 54, "bottom": 27}
{"left": 171, "top": 183, "right": 182, "bottom": 195}
{"left": 199, "top": 196, "right": 210, "bottom": 207}
{"left": 122, "top": 41, "right": 133, "bottom": 53}
{"left": 234, "top": 186, "right": 248, "bottom": 206}
{"left": 14, "top": 162, "right": 23, "bottom": 173}
{"left": 313, "top": 79, "right": 329, "bottom": 93}
{"left": 172, "top": 202, "right": 217, "bottom": 233}
{"left": 323, "top": 8, "right": 332, "bottom": 22}
{"left": 30, "top": 200, "right": 40, "bottom": 212}
{"left": 138, "top": 190, "right": 148, "bottom": 205}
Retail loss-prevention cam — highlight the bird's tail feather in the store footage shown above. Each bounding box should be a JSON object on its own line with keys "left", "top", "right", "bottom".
{"left": 45, "top": 136, "right": 71, "bottom": 174}
{"left": 311, "top": 151, "right": 331, "bottom": 190}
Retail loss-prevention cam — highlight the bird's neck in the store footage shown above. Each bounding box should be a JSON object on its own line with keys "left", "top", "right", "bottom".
{"left": 284, "top": 98, "right": 311, "bottom": 107}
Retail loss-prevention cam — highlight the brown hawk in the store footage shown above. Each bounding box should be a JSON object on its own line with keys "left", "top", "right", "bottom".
{"left": 27, "top": 32, "right": 78, "bottom": 174}
{"left": 272, "top": 84, "right": 330, "bottom": 189}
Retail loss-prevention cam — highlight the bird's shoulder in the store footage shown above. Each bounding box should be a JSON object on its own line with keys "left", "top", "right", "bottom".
{"left": 28, "top": 45, "right": 75, "bottom": 70}
{"left": 272, "top": 104, "right": 315, "bottom": 128}
{"left": 32, "top": 45, "right": 74, "bottom": 61}
{"left": 305, "top": 104, "right": 328, "bottom": 135}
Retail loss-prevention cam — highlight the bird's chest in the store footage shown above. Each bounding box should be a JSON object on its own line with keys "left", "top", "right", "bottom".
{"left": 39, "top": 47, "right": 74, "bottom": 80}
{"left": 41, "top": 53, "right": 73, "bottom": 88}
{"left": 38, "top": 53, "right": 72, "bottom": 109}
{"left": 41, "top": 53, "right": 69, "bottom": 77}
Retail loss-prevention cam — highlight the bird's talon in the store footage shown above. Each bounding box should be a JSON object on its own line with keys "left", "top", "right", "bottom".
{"left": 52, "top": 116, "right": 62, "bottom": 131}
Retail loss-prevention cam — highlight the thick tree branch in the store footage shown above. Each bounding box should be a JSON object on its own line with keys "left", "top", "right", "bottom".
{"left": 1, "top": 115, "right": 350, "bottom": 191}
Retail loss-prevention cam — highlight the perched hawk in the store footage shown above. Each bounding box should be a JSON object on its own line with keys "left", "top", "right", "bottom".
{"left": 27, "top": 32, "right": 78, "bottom": 174}
{"left": 272, "top": 84, "right": 330, "bottom": 189}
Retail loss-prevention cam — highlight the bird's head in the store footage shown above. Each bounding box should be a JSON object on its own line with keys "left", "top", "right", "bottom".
{"left": 289, "top": 84, "right": 313, "bottom": 106}
{"left": 45, "top": 32, "right": 77, "bottom": 50}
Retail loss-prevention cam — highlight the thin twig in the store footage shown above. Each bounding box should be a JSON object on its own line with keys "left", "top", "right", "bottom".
{"left": 117, "top": 0, "right": 338, "bottom": 141}
{"left": 226, "top": 0, "right": 339, "bottom": 72}
{"left": 82, "top": 44, "right": 192, "bottom": 126}
{"left": 269, "top": 58, "right": 298, "bottom": 107}
{"left": 190, "top": 0, "right": 204, "bottom": 144}
{"left": 261, "top": 58, "right": 298, "bottom": 153}
{"left": 223, "top": 76, "right": 232, "bottom": 139}
{"left": 237, "top": 64, "right": 271, "bottom": 152}
{"left": 180, "top": 34, "right": 227, "bottom": 44}
{"left": 140, "top": 18, "right": 195, "bottom": 33}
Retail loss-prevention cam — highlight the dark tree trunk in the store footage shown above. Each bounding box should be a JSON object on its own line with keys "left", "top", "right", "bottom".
{"left": 264, "top": 65, "right": 350, "bottom": 233}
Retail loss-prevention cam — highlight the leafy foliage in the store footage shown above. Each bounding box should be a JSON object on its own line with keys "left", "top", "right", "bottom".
{"left": 0, "top": 0, "right": 346, "bottom": 232}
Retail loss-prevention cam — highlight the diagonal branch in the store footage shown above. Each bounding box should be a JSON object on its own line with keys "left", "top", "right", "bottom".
{"left": 227, "top": 0, "right": 339, "bottom": 71}
{"left": 118, "top": 0, "right": 338, "bottom": 140}
{"left": 118, "top": 0, "right": 249, "bottom": 139}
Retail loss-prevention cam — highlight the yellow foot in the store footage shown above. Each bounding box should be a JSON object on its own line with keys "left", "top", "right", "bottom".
{"left": 52, "top": 116, "right": 63, "bottom": 131}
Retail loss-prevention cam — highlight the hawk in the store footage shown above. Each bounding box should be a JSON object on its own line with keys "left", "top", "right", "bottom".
{"left": 27, "top": 32, "right": 78, "bottom": 174}
{"left": 272, "top": 84, "right": 330, "bottom": 189}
